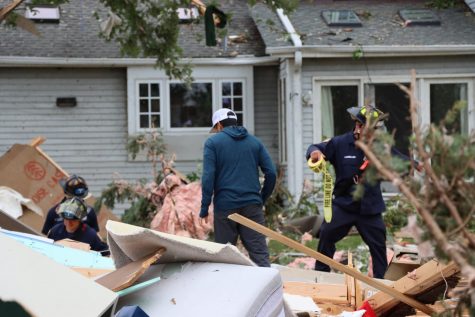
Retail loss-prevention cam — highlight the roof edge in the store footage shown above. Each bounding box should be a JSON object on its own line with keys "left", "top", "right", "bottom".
{"left": 0, "top": 56, "right": 280, "bottom": 67}
{"left": 267, "top": 45, "right": 475, "bottom": 58}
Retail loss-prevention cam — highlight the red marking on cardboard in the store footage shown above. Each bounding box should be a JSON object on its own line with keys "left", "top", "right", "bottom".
{"left": 24, "top": 161, "right": 46, "bottom": 181}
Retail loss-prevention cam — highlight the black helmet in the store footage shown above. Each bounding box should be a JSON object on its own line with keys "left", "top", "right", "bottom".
{"left": 58, "top": 197, "right": 87, "bottom": 220}
{"left": 60, "top": 174, "right": 89, "bottom": 198}
{"left": 347, "top": 106, "right": 387, "bottom": 125}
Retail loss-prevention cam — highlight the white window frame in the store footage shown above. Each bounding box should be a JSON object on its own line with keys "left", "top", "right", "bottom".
{"left": 218, "top": 79, "right": 246, "bottom": 126}
{"left": 420, "top": 77, "right": 475, "bottom": 133}
{"left": 127, "top": 66, "right": 254, "bottom": 136}
{"left": 312, "top": 75, "right": 419, "bottom": 143}
{"left": 166, "top": 79, "right": 215, "bottom": 133}
{"left": 313, "top": 79, "right": 362, "bottom": 143}
{"left": 136, "top": 81, "right": 163, "bottom": 130}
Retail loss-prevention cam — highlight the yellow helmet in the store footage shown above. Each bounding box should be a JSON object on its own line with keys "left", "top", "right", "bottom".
{"left": 347, "top": 106, "right": 387, "bottom": 125}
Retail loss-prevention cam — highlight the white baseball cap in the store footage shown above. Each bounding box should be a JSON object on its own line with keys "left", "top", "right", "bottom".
{"left": 210, "top": 108, "right": 237, "bottom": 132}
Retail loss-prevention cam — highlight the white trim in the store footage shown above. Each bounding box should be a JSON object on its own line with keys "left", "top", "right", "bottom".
{"left": 0, "top": 56, "right": 279, "bottom": 67}
{"left": 277, "top": 8, "right": 304, "bottom": 200}
{"left": 267, "top": 45, "right": 475, "bottom": 58}
{"left": 166, "top": 79, "right": 215, "bottom": 132}
{"left": 127, "top": 65, "right": 254, "bottom": 136}
{"left": 421, "top": 78, "right": 475, "bottom": 133}
{"left": 312, "top": 80, "right": 361, "bottom": 143}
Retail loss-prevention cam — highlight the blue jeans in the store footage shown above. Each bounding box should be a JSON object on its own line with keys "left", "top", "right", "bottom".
{"left": 214, "top": 204, "right": 270, "bottom": 267}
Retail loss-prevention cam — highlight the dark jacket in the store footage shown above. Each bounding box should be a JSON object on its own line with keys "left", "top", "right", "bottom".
{"left": 200, "top": 126, "right": 277, "bottom": 217}
{"left": 41, "top": 197, "right": 99, "bottom": 235}
{"left": 48, "top": 222, "right": 108, "bottom": 253}
{"left": 306, "top": 132, "right": 409, "bottom": 215}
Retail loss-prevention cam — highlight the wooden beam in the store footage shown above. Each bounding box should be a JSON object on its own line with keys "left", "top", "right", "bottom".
{"left": 0, "top": 0, "right": 24, "bottom": 21}
{"left": 367, "top": 260, "right": 459, "bottom": 315}
{"left": 29, "top": 137, "right": 69, "bottom": 177}
{"left": 284, "top": 282, "right": 348, "bottom": 305}
{"left": 228, "top": 213, "right": 436, "bottom": 316}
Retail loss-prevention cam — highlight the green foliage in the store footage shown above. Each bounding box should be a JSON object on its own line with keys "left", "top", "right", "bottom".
{"left": 352, "top": 47, "right": 363, "bottom": 60}
{"left": 264, "top": 165, "right": 293, "bottom": 228}
{"left": 127, "top": 131, "right": 167, "bottom": 161}
{"left": 120, "top": 196, "right": 157, "bottom": 228}
{"left": 425, "top": 0, "right": 460, "bottom": 9}
{"left": 383, "top": 197, "right": 413, "bottom": 236}
{"left": 95, "top": 131, "right": 167, "bottom": 227}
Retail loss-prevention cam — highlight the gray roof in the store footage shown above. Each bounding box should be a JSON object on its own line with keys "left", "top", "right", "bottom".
{"left": 251, "top": 0, "right": 475, "bottom": 49}
{"left": 0, "top": 0, "right": 265, "bottom": 59}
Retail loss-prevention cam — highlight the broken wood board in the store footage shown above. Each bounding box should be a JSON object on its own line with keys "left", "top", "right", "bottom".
{"left": 55, "top": 238, "right": 91, "bottom": 251}
{"left": 96, "top": 248, "right": 165, "bottom": 291}
{"left": 284, "top": 282, "right": 348, "bottom": 305}
{"left": 72, "top": 267, "right": 115, "bottom": 279}
{"left": 367, "top": 260, "right": 459, "bottom": 316}
{"left": 228, "top": 213, "right": 436, "bottom": 316}
{"left": 0, "top": 232, "right": 117, "bottom": 317}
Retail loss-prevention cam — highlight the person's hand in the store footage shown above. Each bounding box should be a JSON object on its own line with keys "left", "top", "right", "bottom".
{"left": 199, "top": 215, "right": 209, "bottom": 225}
{"left": 310, "top": 150, "right": 324, "bottom": 163}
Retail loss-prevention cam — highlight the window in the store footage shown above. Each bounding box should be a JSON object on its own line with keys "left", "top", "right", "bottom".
{"left": 321, "top": 10, "right": 362, "bottom": 27}
{"left": 138, "top": 82, "right": 161, "bottom": 129}
{"left": 128, "top": 66, "right": 253, "bottom": 135}
{"left": 368, "top": 83, "right": 411, "bottom": 155}
{"left": 430, "top": 83, "right": 468, "bottom": 134}
{"left": 221, "top": 81, "right": 244, "bottom": 125}
{"left": 320, "top": 85, "right": 359, "bottom": 139}
{"left": 170, "top": 82, "right": 213, "bottom": 128}
{"left": 399, "top": 9, "right": 441, "bottom": 26}
{"left": 25, "top": 5, "right": 60, "bottom": 22}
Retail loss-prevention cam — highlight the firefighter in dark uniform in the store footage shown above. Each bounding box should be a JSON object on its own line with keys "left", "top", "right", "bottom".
{"left": 41, "top": 174, "right": 99, "bottom": 235}
{"left": 48, "top": 197, "right": 108, "bottom": 254}
{"left": 306, "top": 106, "right": 416, "bottom": 279}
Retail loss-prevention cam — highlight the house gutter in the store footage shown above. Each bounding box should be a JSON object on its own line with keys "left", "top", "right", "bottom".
{"left": 266, "top": 45, "right": 475, "bottom": 58}
{"left": 276, "top": 8, "right": 303, "bottom": 201}
{"left": 0, "top": 56, "right": 279, "bottom": 67}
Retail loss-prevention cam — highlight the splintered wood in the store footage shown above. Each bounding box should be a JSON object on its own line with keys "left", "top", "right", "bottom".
{"left": 367, "top": 260, "right": 459, "bottom": 315}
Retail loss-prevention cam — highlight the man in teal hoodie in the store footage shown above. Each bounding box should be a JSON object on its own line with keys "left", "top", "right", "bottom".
{"left": 199, "top": 108, "right": 277, "bottom": 267}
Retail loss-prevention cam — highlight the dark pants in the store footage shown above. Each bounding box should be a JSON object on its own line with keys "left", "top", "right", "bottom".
{"left": 315, "top": 205, "right": 388, "bottom": 279}
{"left": 214, "top": 204, "right": 270, "bottom": 267}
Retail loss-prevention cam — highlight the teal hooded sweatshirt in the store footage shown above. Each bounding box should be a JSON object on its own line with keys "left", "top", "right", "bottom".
{"left": 200, "top": 126, "right": 277, "bottom": 217}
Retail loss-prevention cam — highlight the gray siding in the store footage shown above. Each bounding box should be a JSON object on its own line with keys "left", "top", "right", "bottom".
{"left": 0, "top": 68, "right": 200, "bottom": 214}
{"left": 254, "top": 65, "right": 279, "bottom": 163}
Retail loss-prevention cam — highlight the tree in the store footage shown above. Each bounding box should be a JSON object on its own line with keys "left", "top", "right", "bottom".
{"left": 0, "top": 0, "right": 298, "bottom": 82}
{"left": 357, "top": 70, "right": 475, "bottom": 315}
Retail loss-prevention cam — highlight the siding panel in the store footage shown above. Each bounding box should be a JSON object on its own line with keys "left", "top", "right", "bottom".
{"left": 254, "top": 66, "right": 279, "bottom": 163}
{"left": 0, "top": 68, "right": 199, "bottom": 215}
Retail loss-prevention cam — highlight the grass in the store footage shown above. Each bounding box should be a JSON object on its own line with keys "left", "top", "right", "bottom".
{"left": 269, "top": 233, "right": 370, "bottom": 273}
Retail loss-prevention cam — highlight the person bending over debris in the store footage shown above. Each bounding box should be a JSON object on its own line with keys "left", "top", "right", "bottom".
{"left": 42, "top": 174, "right": 99, "bottom": 235}
{"left": 199, "top": 108, "right": 277, "bottom": 267}
{"left": 48, "top": 197, "right": 108, "bottom": 254}
{"left": 306, "top": 106, "right": 421, "bottom": 279}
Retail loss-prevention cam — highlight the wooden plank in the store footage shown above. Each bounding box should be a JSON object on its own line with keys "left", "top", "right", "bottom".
{"left": 283, "top": 282, "right": 348, "bottom": 304}
{"left": 0, "top": 0, "right": 24, "bottom": 21}
{"left": 95, "top": 248, "right": 165, "bottom": 292}
{"left": 228, "top": 213, "right": 436, "bottom": 316}
{"left": 368, "top": 260, "right": 459, "bottom": 315}
{"left": 71, "top": 267, "right": 114, "bottom": 279}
